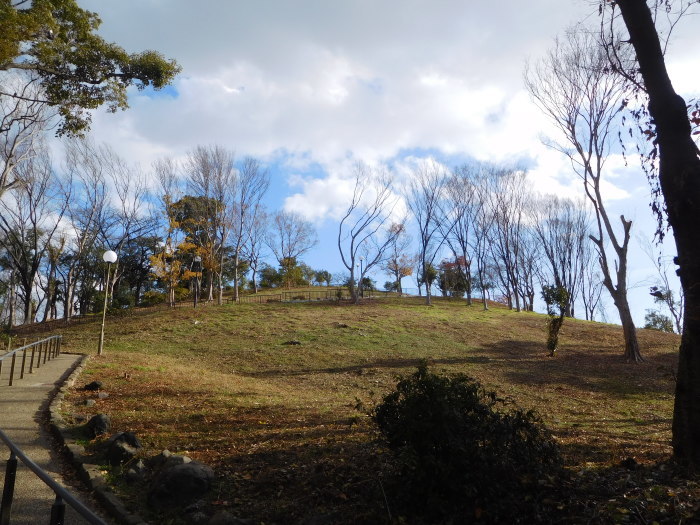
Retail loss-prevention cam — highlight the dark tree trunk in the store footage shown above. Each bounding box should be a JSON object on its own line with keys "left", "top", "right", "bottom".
{"left": 617, "top": 0, "right": 700, "bottom": 468}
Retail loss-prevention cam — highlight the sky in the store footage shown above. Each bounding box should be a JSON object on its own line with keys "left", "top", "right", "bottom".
{"left": 73, "top": 0, "right": 700, "bottom": 326}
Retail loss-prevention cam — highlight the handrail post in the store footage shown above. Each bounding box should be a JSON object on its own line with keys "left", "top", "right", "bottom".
{"left": 8, "top": 354, "right": 16, "bottom": 387}
{"left": 0, "top": 451, "right": 18, "bottom": 525}
{"left": 29, "top": 345, "right": 36, "bottom": 374}
{"left": 43, "top": 340, "right": 49, "bottom": 364}
{"left": 50, "top": 494, "right": 66, "bottom": 525}
{"left": 19, "top": 348, "right": 27, "bottom": 380}
{"left": 35, "top": 341, "right": 42, "bottom": 370}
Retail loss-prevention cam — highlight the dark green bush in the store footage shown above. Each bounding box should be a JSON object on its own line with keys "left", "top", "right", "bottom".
{"left": 374, "top": 365, "right": 562, "bottom": 523}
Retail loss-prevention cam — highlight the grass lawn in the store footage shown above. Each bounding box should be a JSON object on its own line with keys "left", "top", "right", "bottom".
{"left": 27, "top": 295, "right": 699, "bottom": 523}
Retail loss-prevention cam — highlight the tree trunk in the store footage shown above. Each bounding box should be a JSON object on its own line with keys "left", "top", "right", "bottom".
{"left": 615, "top": 292, "right": 642, "bottom": 362}
{"left": 350, "top": 269, "right": 359, "bottom": 304}
{"left": 234, "top": 253, "right": 240, "bottom": 302}
{"left": 64, "top": 268, "right": 76, "bottom": 320}
{"left": 7, "top": 269, "right": 15, "bottom": 328}
{"left": 43, "top": 262, "right": 55, "bottom": 322}
{"left": 22, "top": 282, "right": 33, "bottom": 323}
{"left": 465, "top": 275, "right": 473, "bottom": 306}
{"left": 616, "top": 0, "right": 700, "bottom": 467}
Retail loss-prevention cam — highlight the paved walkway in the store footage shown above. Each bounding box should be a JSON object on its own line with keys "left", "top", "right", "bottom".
{"left": 0, "top": 352, "right": 106, "bottom": 524}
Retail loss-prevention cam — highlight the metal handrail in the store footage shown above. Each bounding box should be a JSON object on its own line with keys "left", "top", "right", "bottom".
{"left": 0, "top": 428, "right": 106, "bottom": 525}
{"left": 0, "top": 335, "right": 62, "bottom": 386}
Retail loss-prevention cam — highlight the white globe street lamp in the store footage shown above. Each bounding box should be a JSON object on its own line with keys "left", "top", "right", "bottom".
{"left": 98, "top": 250, "right": 118, "bottom": 356}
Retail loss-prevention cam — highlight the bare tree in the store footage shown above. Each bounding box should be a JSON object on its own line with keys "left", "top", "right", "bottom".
{"left": 468, "top": 166, "right": 498, "bottom": 311}
{"left": 525, "top": 27, "right": 642, "bottom": 362}
{"left": 0, "top": 144, "right": 67, "bottom": 324}
{"left": 40, "top": 236, "right": 65, "bottom": 322}
{"left": 531, "top": 196, "right": 590, "bottom": 317}
{"left": 57, "top": 138, "right": 108, "bottom": 319}
{"left": 487, "top": 169, "right": 530, "bottom": 311}
{"left": 101, "top": 149, "right": 155, "bottom": 303}
{"left": 443, "top": 165, "right": 479, "bottom": 305}
{"left": 151, "top": 157, "right": 183, "bottom": 307}
{"left": 580, "top": 241, "right": 604, "bottom": 322}
{"left": 243, "top": 206, "right": 269, "bottom": 294}
{"left": 407, "top": 160, "right": 452, "bottom": 306}
{"left": 229, "top": 157, "right": 269, "bottom": 302}
{"left": 0, "top": 75, "right": 53, "bottom": 198}
{"left": 337, "top": 163, "right": 401, "bottom": 303}
{"left": 516, "top": 225, "right": 541, "bottom": 312}
{"left": 382, "top": 223, "right": 413, "bottom": 296}
{"left": 266, "top": 211, "right": 317, "bottom": 286}
{"left": 184, "top": 145, "right": 235, "bottom": 302}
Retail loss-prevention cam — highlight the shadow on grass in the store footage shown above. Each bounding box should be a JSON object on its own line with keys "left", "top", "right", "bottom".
{"left": 479, "top": 338, "right": 677, "bottom": 398}
{"left": 243, "top": 355, "right": 492, "bottom": 378}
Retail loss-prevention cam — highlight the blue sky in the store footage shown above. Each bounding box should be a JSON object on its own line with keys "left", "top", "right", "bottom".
{"left": 74, "top": 0, "right": 699, "bottom": 326}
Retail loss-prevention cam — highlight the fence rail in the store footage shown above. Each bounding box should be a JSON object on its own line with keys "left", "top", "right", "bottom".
{"left": 232, "top": 288, "right": 392, "bottom": 304}
{"left": 0, "top": 428, "right": 106, "bottom": 525}
{"left": 0, "top": 335, "right": 62, "bottom": 387}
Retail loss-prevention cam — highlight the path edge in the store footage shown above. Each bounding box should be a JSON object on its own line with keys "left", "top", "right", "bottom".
{"left": 47, "top": 353, "right": 149, "bottom": 525}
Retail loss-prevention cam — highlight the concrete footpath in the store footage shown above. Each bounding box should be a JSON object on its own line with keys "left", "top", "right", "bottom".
{"left": 0, "top": 352, "right": 108, "bottom": 524}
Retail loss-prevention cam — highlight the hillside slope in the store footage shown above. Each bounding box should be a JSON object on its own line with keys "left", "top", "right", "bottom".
{"left": 35, "top": 297, "right": 691, "bottom": 523}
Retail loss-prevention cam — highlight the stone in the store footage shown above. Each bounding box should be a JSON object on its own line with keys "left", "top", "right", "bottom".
{"left": 87, "top": 413, "right": 110, "bottom": 437}
{"left": 85, "top": 399, "right": 96, "bottom": 407}
{"left": 620, "top": 457, "right": 637, "bottom": 470}
{"left": 97, "top": 392, "right": 109, "bottom": 399}
{"left": 282, "top": 340, "right": 301, "bottom": 345}
{"left": 105, "top": 432, "right": 143, "bottom": 466}
{"left": 148, "top": 462, "right": 215, "bottom": 509}
{"left": 125, "top": 459, "right": 147, "bottom": 483}
{"left": 83, "top": 380, "right": 103, "bottom": 391}
{"left": 148, "top": 449, "right": 192, "bottom": 470}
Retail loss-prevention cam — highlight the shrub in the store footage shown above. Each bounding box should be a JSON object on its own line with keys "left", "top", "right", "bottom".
{"left": 173, "top": 286, "right": 190, "bottom": 302}
{"left": 141, "top": 290, "right": 166, "bottom": 306}
{"left": 542, "top": 284, "right": 570, "bottom": 356}
{"left": 373, "top": 365, "right": 562, "bottom": 523}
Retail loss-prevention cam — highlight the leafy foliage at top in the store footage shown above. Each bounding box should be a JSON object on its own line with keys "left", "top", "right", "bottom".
{"left": 0, "top": 0, "right": 180, "bottom": 135}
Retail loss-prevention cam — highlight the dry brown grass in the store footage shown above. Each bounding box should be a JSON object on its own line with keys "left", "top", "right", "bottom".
{"left": 34, "top": 297, "right": 697, "bottom": 523}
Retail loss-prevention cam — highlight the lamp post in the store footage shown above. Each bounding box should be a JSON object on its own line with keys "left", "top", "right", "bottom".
{"left": 98, "top": 250, "right": 117, "bottom": 356}
{"left": 193, "top": 255, "right": 202, "bottom": 308}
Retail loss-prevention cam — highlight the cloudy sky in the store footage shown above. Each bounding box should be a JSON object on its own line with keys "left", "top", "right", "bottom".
{"left": 76, "top": 0, "right": 700, "bottom": 324}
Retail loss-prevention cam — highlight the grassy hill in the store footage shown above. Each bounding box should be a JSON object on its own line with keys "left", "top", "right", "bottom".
{"left": 32, "top": 296, "right": 696, "bottom": 523}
